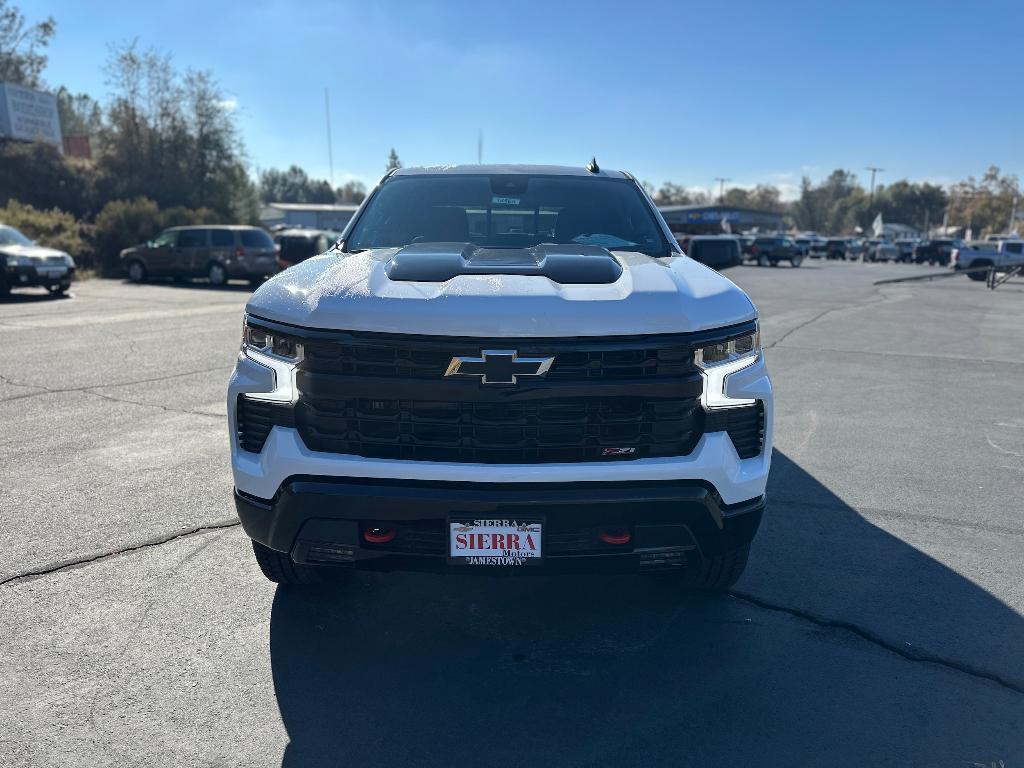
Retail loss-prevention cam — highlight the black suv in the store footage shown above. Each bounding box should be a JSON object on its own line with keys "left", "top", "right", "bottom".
{"left": 275, "top": 228, "right": 341, "bottom": 270}
{"left": 747, "top": 236, "right": 803, "bottom": 267}
{"left": 913, "top": 239, "right": 960, "bottom": 266}
{"left": 120, "top": 226, "right": 278, "bottom": 286}
{"left": 675, "top": 235, "right": 741, "bottom": 271}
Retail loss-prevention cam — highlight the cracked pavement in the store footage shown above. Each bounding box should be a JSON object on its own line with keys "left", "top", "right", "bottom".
{"left": 1, "top": 266, "right": 1022, "bottom": 766}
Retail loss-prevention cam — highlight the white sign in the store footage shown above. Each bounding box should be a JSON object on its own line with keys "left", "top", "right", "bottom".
{"left": 0, "top": 82, "right": 62, "bottom": 148}
{"left": 449, "top": 519, "right": 542, "bottom": 565}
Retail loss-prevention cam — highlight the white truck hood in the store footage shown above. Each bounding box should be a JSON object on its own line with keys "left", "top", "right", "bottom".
{"left": 246, "top": 249, "right": 757, "bottom": 337}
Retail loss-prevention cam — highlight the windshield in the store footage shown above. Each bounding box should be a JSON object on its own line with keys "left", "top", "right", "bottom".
{"left": 0, "top": 225, "right": 33, "bottom": 246}
{"left": 346, "top": 175, "right": 671, "bottom": 257}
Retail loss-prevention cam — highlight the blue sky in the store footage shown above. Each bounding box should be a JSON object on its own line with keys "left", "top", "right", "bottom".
{"left": 34, "top": 0, "right": 1024, "bottom": 198}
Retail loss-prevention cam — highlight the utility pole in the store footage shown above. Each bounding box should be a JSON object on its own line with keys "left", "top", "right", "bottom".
{"left": 865, "top": 166, "right": 884, "bottom": 204}
{"left": 714, "top": 177, "right": 731, "bottom": 203}
{"left": 324, "top": 88, "right": 334, "bottom": 187}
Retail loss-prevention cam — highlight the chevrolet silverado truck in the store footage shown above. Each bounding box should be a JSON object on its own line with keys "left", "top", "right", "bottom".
{"left": 228, "top": 164, "right": 773, "bottom": 589}
{"left": 951, "top": 239, "right": 1024, "bottom": 281}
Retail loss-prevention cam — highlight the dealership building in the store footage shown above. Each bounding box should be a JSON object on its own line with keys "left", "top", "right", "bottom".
{"left": 658, "top": 204, "right": 784, "bottom": 235}
{"left": 259, "top": 202, "right": 360, "bottom": 231}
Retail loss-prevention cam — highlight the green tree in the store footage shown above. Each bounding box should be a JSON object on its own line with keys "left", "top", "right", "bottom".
{"left": 335, "top": 180, "right": 366, "bottom": 204}
{"left": 0, "top": 0, "right": 55, "bottom": 87}
{"left": 0, "top": 139, "right": 95, "bottom": 216}
{"left": 56, "top": 86, "right": 102, "bottom": 137}
{"left": 259, "top": 165, "right": 335, "bottom": 204}
{"left": 96, "top": 41, "right": 253, "bottom": 220}
{"left": 947, "top": 166, "right": 1019, "bottom": 237}
{"left": 386, "top": 148, "right": 401, "bottom": 171}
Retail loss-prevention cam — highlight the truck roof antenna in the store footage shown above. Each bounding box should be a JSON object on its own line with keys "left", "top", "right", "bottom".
{"left": 586, "top": 157, "right": 600, "bottom": 174}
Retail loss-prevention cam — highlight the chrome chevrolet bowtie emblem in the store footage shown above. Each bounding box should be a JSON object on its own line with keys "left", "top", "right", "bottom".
{"left": 445, "top": 350, "right": 555, "bottom": 385}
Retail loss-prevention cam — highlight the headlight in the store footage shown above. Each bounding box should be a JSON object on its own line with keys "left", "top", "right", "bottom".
{"left": 695, "top": 327, "right": 760, "bottom": 408}
{"left": 241, "top": 317, "right": 303, "bottom": 402}
{"left": 62, "top": 254, "right": 75, "bottom": 267}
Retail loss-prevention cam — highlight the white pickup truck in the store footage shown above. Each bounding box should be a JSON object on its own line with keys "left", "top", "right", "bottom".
{"left": 951, "top": 239, "right": 1024, "bottom": 281}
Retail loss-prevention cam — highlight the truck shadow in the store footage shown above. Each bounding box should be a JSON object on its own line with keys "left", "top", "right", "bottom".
{"left": 268, "top": 450, "right": 1024, "bottom": 766}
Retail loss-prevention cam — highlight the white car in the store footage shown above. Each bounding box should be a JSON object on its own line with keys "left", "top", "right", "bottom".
{"left": 0, "top": 224, "right": 76, "bottom": 297}
{"left": 865, "top": 239, "right": 900, "bottom": 262}
{"left": 227, "top": 164, "right": 773, "bottom": 589}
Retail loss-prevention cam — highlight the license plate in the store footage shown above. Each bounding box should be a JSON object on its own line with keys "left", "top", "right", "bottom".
{"left": 449, "top": 519, "right": 542, "bottom": 566}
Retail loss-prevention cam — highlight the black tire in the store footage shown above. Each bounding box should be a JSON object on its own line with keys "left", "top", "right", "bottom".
{"left": 966, "top": 261, "right": 992, "bottom": 281}
{"left": 757, "top": 253, "right": 770, "bottom": 267}
{"left": 248, "top": 276, "right": 265, "bottom": 288}
{"left": 126, "top": 259, "right": 147, "bottom": 283}
{"left": 251, "top": 540, "right": 323, "bottom": 585}
{"left": 790, "top": 255, "right": 803, "bottom": 268}
{"left": 0, "top": 276, "right": 9, "bottom": 297}
{"left": 694, "top": 543, "right": 751, "bottom": 591}
{"left": 47, "top": 285, "right": 68, "bottom": 297}
{"left": 207, "top": 261, "right": 229, "bottom": 287}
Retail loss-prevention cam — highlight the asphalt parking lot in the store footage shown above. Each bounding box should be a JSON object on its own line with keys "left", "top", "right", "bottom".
{"left": 1, "top": 260, "right": 1022, "bottom": 766}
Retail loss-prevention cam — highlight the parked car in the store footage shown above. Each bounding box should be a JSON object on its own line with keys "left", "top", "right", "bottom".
{"left": 951, "top": 239, "right": 1024, "bottom": 281}
{"left": 0, "top": 224, "right": 75, "bottom": 298}
{"left": 275, "top": 228, "right": 341, "bottom": 270}
{"left": 230, "top": 163, "right": 771, "bottom": 587}
{"left": 894, "top": 239, "right": 918, "bottom": 263}
{"left": 677, "top": 234, "right": 741, "bottom": 271}
{"left": 823, "top": 238, "right": 853, "bottom": 260}
{"left": 120, "top": 225, "right": 278, "bottom": 286}
{"left": 747, "top": 236, "right": 803, "bottom": 267}
{"left": 864, "top": 239, "right": 900, "bottom": 262}
{"left": 792, "top": 238, "right": 812, "bottom": 258}
{"left": 737, "top": 235, "right": 755, "bottom": 257}
{"left": 912, "top": 239, "right": 961, "bottom": 266}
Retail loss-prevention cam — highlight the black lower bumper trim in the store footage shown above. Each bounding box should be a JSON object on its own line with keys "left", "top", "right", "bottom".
{"left": 234, "top": 478, "right": 764, "bottom": 575}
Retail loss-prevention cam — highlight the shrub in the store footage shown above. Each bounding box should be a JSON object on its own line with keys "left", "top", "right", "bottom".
{"left": 92, "top": 197, "right": 162, "bottom": 275}
{"left": 0, "top": 200, "right": 92, "bottom": 267}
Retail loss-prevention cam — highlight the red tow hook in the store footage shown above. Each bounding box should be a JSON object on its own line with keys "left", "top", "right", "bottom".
{"left": 363, "top": 525, "right": 397, "bottom": 544}
{"left": 598, "top": 526, "right": 631, "bottom": 545}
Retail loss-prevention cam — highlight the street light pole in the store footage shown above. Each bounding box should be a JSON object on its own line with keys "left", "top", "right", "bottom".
{"left": 865, "top": 166, "right": 884, "bottom": 204}
{"left": 714, "top": 177, "right": 731, "bottom": 203}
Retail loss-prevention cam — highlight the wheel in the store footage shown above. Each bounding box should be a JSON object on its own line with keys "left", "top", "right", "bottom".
{"left": 47, "top": 285, "right": 68, "bottom": 297}
{"left": 248, "top": 276, "right": 265, "bottom": 288}
{"left": 757, "top": 253, "right": 770, "bottom": 267}
{"left": 207, "top": 262, "right": 228, "bottom": 286}
{"left": 790, "top": 255, "right": 803, "bottom": 267}
{"left": 251, "top": 540, "right": 323, "bottom": 585}
{"left": 694, "top": 544, "right": 751, "bottom": 591}
{"left": 966, "top": 261, "right": 992, "bottom": 281}
{"left": 126, "top": 260, "right": 147, "bottom": 283}
{"left": 769, "top": 258, "right": 778, "bottom": 267}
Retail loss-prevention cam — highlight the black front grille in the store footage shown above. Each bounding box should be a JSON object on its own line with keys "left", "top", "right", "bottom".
{"left": 705, "top": 402, "right": 765, "bottom": 459}
{"left": 295, "top": 395, "right": 703, "bottom": 463}
{"left": 240, "top": 320, "right": 760, "bottom": 464}
{"left": 302, "top": 336, "right": 697, "bottom": 380}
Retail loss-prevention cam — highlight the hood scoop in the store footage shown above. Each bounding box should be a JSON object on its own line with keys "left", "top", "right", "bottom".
{"left": 384, "top": 242, "right": 623, "bottom": 284}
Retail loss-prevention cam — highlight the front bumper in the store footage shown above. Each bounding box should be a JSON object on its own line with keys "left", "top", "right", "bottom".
{"left": 4, "top": 264, "right": 74, "bottom": 289}
{"left": 235, "top": 478, "right": 764, "bottom": 574}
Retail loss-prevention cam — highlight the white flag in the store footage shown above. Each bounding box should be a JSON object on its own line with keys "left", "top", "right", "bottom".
{"left": 871, "top": 213, "right": 883, "bottom": 237}
{"left": 720, "top": 216, "right": 732, "bottom": 234}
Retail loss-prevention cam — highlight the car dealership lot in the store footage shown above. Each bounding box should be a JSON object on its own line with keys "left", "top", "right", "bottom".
{"left": 1, "top": 263, "right": 1022, "bottom": 766}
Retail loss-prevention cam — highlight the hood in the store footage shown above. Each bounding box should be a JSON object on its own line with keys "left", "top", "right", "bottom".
{"left": 246, "top": 245, "right": 757, "bottom": 337}
{"left": 0, "top": 243, "right": 70, "bottom": 262}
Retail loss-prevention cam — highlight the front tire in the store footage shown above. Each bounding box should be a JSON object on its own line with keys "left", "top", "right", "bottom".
{"left": 251, "top": 540, "right": 322, "bottom": 585}
{"left": 790, "top": 255, "right": 803, "bottom": 267}
{"left": 126, "top": 260, "right": 147, "bottom": 283}
{"left": 757, "top": 253, "right": 770, "bottom": 267}
{"left": 47, "top": 285, "right": 69, "bottom": 297}
{"left": 694, "top": 544, "right": 751, "bottom": 591}
{"left": 207, "top": 262, "right": 229, "bottom": 287}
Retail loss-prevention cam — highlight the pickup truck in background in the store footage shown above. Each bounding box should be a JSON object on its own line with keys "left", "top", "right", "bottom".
{"left": 951, "top": 239, "right": 1024, "bottom": 281}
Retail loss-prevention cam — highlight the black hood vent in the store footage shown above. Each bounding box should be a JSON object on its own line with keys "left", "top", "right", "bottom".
{"left": 384, "top": 242, "right": 623, "bottom": 285}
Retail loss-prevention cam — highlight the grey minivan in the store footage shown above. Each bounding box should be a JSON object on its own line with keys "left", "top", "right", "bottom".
{"left": 120, "top": 226, "right": 278, "bottom": 286}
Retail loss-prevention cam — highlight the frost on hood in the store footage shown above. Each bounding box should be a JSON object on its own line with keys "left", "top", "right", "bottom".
{"left": 303, "top": 253, "right": 377, "bottom": 311}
